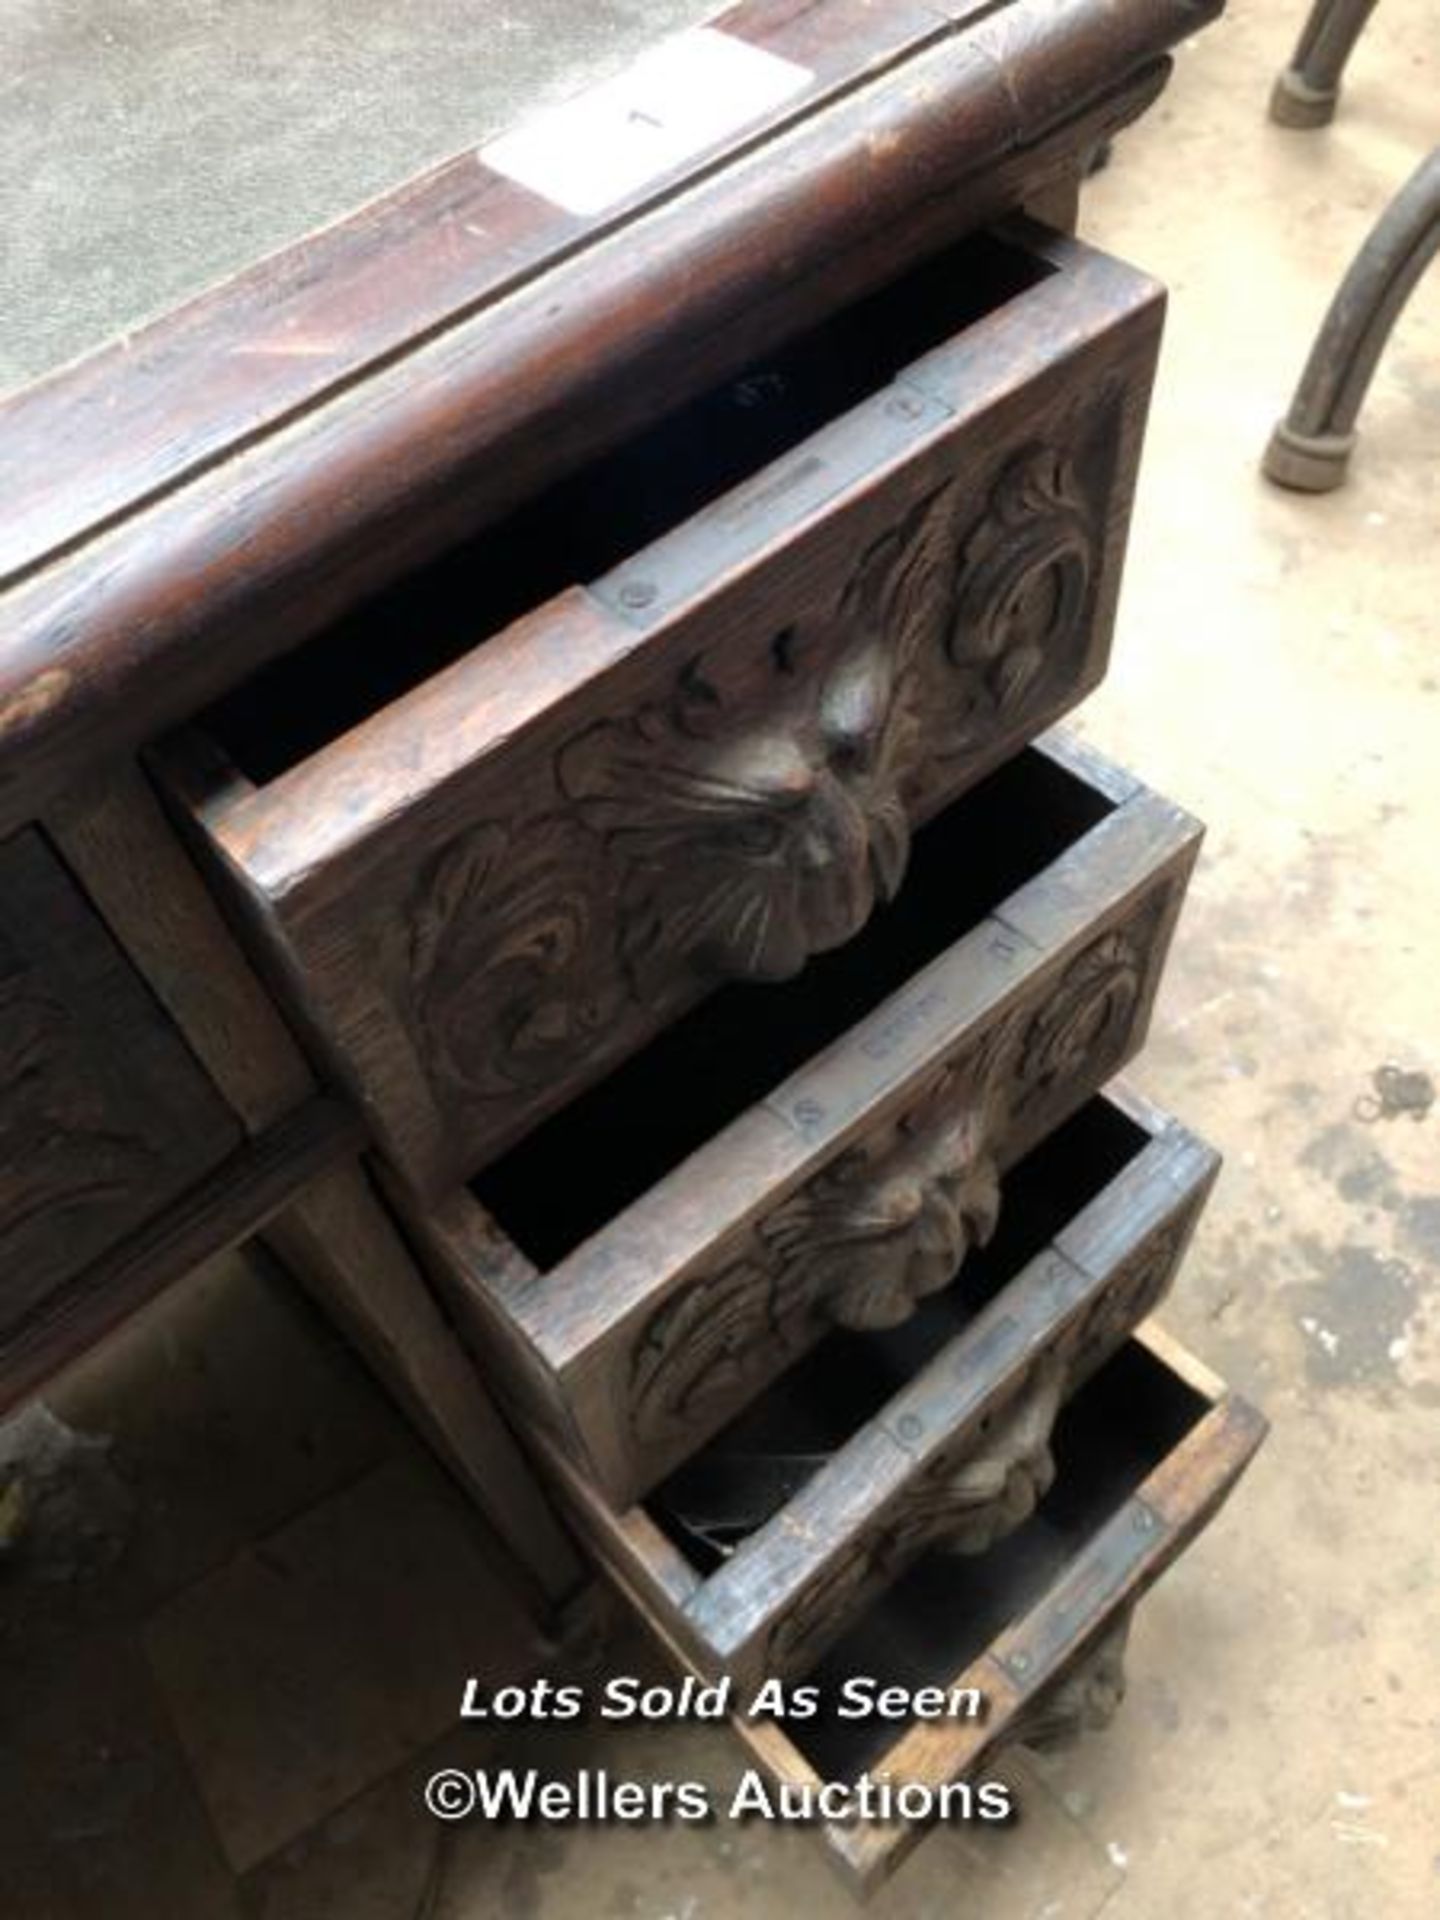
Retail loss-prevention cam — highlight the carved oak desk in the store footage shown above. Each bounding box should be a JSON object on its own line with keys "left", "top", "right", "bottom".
{"left": 0, "top": 0, "right": 1264, "bottom": 1890}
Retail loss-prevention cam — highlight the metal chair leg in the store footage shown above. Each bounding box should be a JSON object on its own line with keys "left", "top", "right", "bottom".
{"left": 1269, "top": 0, "right": 1382, "bottom": 128}
{"left": 1264, "top": 147, "right": 1440, "bottom": 491}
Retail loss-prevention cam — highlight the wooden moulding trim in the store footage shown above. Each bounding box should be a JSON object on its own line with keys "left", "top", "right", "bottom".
{"left": 515, "top": 776, "right": 1200, "bottom": 1371}
{"left": 0, "top": 1095, "right": 363, "bottom": 1414}
{"left": 0, "top": 0, "right": 1219, "bottom": 835}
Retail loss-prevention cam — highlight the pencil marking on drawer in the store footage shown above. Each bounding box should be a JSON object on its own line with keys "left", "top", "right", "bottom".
{"left": 714, "top": 453, "right": 829, "bottom": 528}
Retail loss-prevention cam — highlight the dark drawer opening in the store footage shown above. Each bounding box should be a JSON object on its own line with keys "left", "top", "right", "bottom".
{"left": 644, "top": 1094, "right": 1150, "bottom": 1572}
{"left": 471, "top": 745, "right": 1116, "bottom": 1268}
{"left": 789, "top": 1336, "right": 1208, "bottom": 1779}
{"left": 202, "top": 230, "right": 1052, "bottom": 784}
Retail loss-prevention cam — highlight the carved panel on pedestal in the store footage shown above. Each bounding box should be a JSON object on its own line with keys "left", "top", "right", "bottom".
{"left": 396, "top": 444, "right": 1103, "bottom": 1108}
{"left": 629, "top": 1089, "right": 1001, "bottom": 1453}
{"left": 622, "top": 887, "right": 1166, "bottom": 1458}
{"left": 0, "top": 832, "right": 240, "bottom": 1326}
{"left": 0, "top": 979, "right": 159, "bottom": 1270}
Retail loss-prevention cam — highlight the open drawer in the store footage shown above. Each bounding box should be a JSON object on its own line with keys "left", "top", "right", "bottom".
{"left": 534, "top": 1083, "right": 1219, "bottom": 1692}
{"left": 154, "top": 224, "right": 1164, "bottom": 1198}
{"left": 648, "top": 1325, "right": 1264, "bottom": 1898}
{"left": 405, "top": 734, "right": 1202, "bottom": 1506}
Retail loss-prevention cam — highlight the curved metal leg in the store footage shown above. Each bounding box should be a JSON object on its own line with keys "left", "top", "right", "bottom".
{"left": 1269, "top": 0, "right": 1382, "bottom": 128}
{"left": 1264, "top": 147, "right": 1440, "bottom": 492}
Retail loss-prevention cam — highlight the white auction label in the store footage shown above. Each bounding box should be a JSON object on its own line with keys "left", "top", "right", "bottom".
{"left": 478, "top": 28, "right": 813, "bottom": 216}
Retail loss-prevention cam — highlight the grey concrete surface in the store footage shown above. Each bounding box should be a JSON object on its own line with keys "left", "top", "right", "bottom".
{"left": 1, "top": 1, "right": 1438, "bottom": 1916}
{"left": 0, "top": 0, "right": 720, "bottom": 392}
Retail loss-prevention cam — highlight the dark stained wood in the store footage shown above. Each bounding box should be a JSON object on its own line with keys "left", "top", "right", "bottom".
{"left": 266, "top": 1166, "right": 584, "bottom": 1613}
{"left": 0, "top": 0, "right": 1248, "bottom": 1689}
{"left": 0, "top": 825, "right": 242, "bottom": 1345}
{"left": 534, "top": 1087, "right": 1221, "bottom": 1692}
{"left": 725, "top": 1324, "right": 1267, "bottom": 1895}
{"left": 0, "top": 0, "right": 1218, "bottom": 838}
{"left": 48, "top": 764, "right": 582, "bottom": 1609}
{"left": 157, "top": 230, "right": 1165, "bottom": 1197}
{"left": 410, "top": 734, "right": 1203, "bottom": 1507}
{"left": 0, "top": 1096, "right": 359, "bottom": 1412}
{"left": 51, "top": 762, "right": 314, "bottom": 1128}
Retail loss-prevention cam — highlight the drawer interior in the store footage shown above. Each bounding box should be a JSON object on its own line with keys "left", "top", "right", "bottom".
{"left": 644, "top": 1093, "right": 1151, "bottom": 1569}
{"left": 200, "top": 230, "right": 1052, "bottom": 783}
{"left": 471, "top": 745, "right": 1115, "bottom": 1268}
{"left": 785, "top": 1336, "right": 1209, "bottom": 1780}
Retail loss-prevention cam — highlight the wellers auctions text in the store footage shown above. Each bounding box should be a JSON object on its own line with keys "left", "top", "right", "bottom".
{"left": 424, "top": 1766, "right": 1013, "bottom": 1826}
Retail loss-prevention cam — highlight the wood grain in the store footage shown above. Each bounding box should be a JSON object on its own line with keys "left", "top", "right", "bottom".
{"left": 0, "top": 1096, "right": 356, "bottom": 1411}
{"left": 0, "top": 825, "right": 241, "bottom": 1344}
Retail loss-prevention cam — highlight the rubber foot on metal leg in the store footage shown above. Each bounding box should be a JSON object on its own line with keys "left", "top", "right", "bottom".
{"left": 1263, "top": 420, "right": 1356, "bottom": 491}
{"left": 1269, "top": 68, "right": 1339, "bottom": 128}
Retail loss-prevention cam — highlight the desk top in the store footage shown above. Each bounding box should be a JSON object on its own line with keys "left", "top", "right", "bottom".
{"left": 1, "top": 0, "right": 724, "bottom": 394}
{"left": 0, "top": 0, "right": 1219, "bottom": 835}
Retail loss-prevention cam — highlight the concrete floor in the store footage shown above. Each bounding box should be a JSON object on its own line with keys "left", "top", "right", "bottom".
{"left": 3, "top": 1, "right": 1438, "bottom": 1915}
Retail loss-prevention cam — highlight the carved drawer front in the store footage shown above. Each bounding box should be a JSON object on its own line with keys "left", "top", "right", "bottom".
{"left": 0, "top": 830, "right": 241, "bottom": 1345}
{"left": 408, "top": 734, "right": 1202, "bottom": 1508}
{"left": 533, "top": 1083, "right": 1220, "bottom": 1693}
{"left": 157, "top": 223, "right": 1165, "bottom": 1199}
{"left": 673, "top": 1326, "right": 1263, "bottom": 1898}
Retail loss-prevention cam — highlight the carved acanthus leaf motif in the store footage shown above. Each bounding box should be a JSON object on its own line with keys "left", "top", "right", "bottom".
{"left": 945, "top": 446, "right": 1094, "bottom": 724}
{"left": 628, "top": 1253, "right": 784, "bottom": 1451}
{"left": 0, "top": 978, "right": 156, "bottom": 1254}
{"left": 403, "top": 818, "right": 624, "bottom": 1098}
{"left": 840, "top": 481, "right": 960, "bottom": 685}
{"left": 1062, "top": 1213, "right": 1193, "bottom": 1389}
{"left": 1006, "top": 912, "right": 1155, "bottom": 1125}
{"left": 764, "top": 1533, "right": 880, "bottom": 1679}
